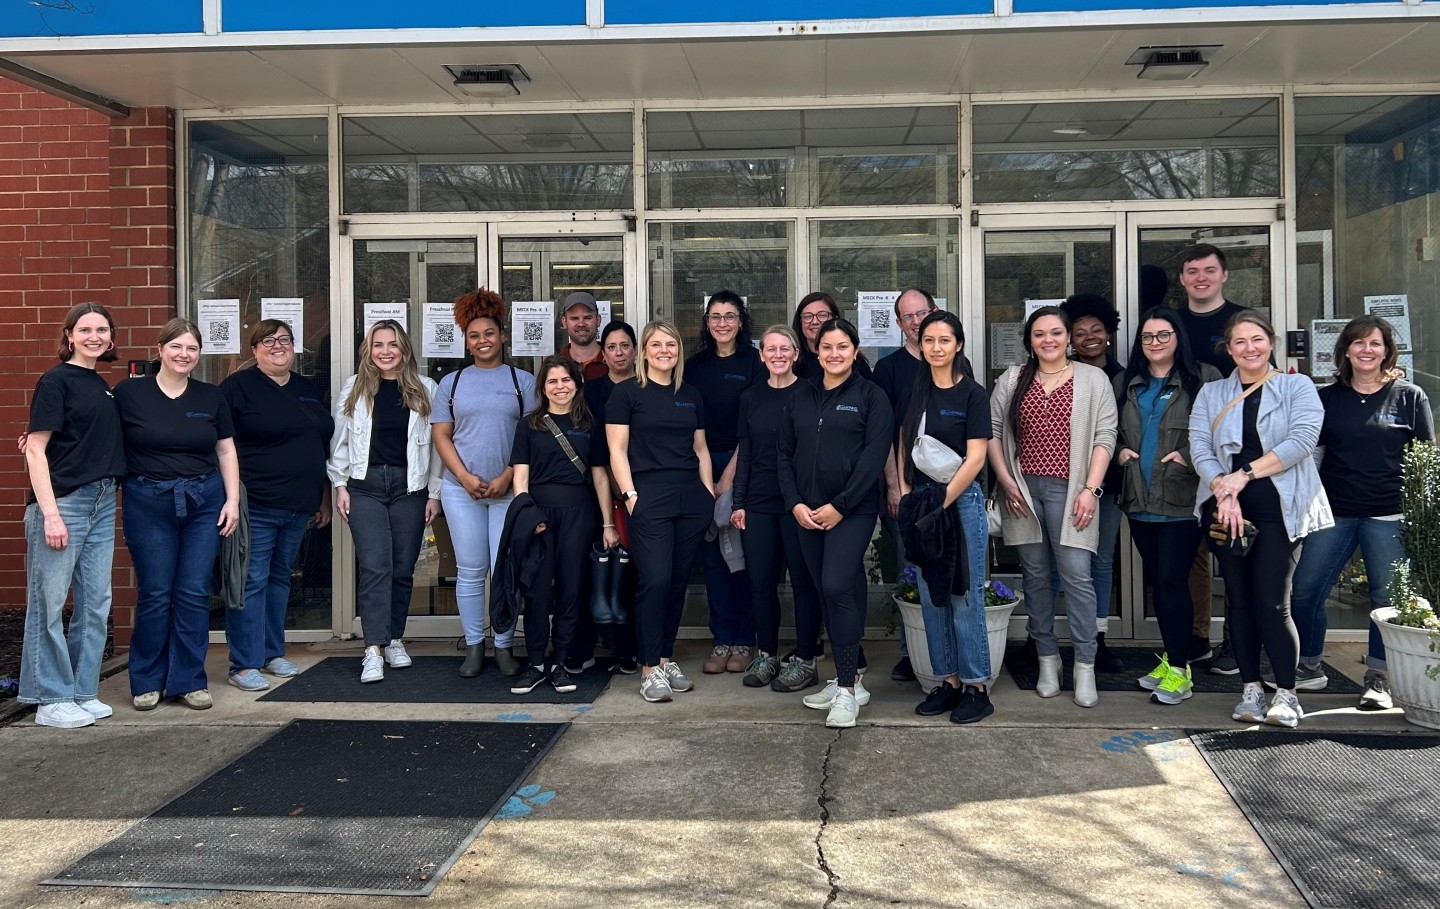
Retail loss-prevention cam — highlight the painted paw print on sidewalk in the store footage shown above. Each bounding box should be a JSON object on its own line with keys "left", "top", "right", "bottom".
{"left": 496, "top": 784, "right": 556, "bottom": 819}
{"left": 1100, "top": 730, "right": 1184, "bottom": 760}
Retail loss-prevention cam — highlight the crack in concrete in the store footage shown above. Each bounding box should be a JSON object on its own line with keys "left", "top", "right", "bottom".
{"left": 815, "top": 727, "right": 844, "bottom": 908}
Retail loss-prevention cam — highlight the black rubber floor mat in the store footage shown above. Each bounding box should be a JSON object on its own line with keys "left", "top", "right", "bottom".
{"left": 1192, "top": 730, "right": 1440, "bottom": 909}
{"left": 257, "top": 655, "right": 613, "bottom": 703}
{"left": 1003, "top": 645, "right": 1362, "bottom": 694}
{"left": 47, "top": 719, "right": 566, "bottom": 895}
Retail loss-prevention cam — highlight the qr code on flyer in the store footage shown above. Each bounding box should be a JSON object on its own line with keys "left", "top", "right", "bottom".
{"left": 523, "top": 322, "right": 544, "bottom": 342}
{"left": 434, "top": 323, "right": 455, "bottom": 345}
{"left": 208, "top": 321, "right": 230, "bottom": 344}
{"left": 867, "top": 308, "right": 890, "bottom": 331}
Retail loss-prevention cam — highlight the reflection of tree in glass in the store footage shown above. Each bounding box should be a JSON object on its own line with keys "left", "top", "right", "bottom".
{"left": 976, "top": 147, "right": 1278, "bottom": 203}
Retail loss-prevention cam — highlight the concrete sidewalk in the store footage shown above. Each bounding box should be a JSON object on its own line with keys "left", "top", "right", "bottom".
{"left": 0, "top": 640, "right": 1418, "bottom": 909}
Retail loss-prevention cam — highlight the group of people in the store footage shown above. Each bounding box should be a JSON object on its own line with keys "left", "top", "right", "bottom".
{"left": 18, "top": 242, "right": 1429, "bottom": 731}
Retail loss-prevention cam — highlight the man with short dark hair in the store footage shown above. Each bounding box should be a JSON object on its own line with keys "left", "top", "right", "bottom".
{"left": 559, "top": 292, "right": 607, "bottom": 381}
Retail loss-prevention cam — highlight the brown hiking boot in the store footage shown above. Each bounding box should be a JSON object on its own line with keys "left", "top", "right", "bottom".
{"left": 702, "top": 645, "right": 731, "bottom": 674}
{"left": 725, "top": 645, "right": 751, "bottom": 673}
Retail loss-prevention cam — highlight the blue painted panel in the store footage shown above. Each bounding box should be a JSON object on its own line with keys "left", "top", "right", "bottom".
{"left": 606, "top": 0, "right": 992, "bottom": 25}
{"left": 223, "top": 0, "right": 586, "bottom": 30}
{"left": 0, "top": 0, "right": 201, "bottom": 37}
{"left": 1015, "top": 0, "right": 1389, "bottom": 10}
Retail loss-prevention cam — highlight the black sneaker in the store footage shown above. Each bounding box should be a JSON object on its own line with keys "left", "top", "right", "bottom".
{"left": 891, "top": 656, "right": 916, "bottom": 682}
{"left": 565, "top": 657, "right": 597, "bottom": 676}
{"left": 1095, "top": 633, "right": 1123, "bottom": 674}
{"left": 949, "top": 687, "right": 994, "bottom": 725}
{"left": 510, "top": 665, "right": 547, "bottom": 694}
{"left": 549, "top": 665, "right": 578, "bottom": 694}
{"left": 610, "top": 657, "right": 639, "bottom": 675}
{"left": 1190, "top": 634, "right": 1214, "bottom": 662}
{"left": 1015, "top": 635, "right": 1040, "bottom": 676}
{"left": 1209, "top": 639, "right": 1239, "bottom": 675}
{"left": 915, "top": 681, "right": 962, "bottom": 717}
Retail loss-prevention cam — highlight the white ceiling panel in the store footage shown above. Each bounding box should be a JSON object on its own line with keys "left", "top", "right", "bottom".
{"left": 251, "top": 47, "right": 457, "bottom": 105}
{"left": 680, "top": 39, "right": 825, "bottom": 99}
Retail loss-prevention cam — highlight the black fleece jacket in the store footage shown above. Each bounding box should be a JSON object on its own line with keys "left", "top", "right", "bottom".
{"left": 778, "top": 371, "right": 894, "bottom": 518}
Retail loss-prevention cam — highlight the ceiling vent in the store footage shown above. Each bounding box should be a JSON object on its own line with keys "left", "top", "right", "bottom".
{"left": 443, "top": 64, "right": 531, "bottom": 97}
{"left": 1125, "top": 46, "right": 1221, "bottom": 81}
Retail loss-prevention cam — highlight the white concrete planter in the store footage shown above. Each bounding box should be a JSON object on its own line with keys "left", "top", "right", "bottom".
{"left": 895, "top": 595, "right": 1020, "bottom": 691}
{"left": 1372, "top": 605, "right": 1440, "bottom": 731}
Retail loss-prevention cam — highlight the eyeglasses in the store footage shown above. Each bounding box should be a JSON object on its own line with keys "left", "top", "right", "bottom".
{"left": 1140, "top": 331, "right": 1175, "bottom": 345}
{"left": 707, "top": 313, "right": 740, "bottom": 325}
{"left": 897, "top": 310, "right": 931, "bottom": 324}
{"left": 800, "top": 312, "right": 834, "bottom": 325}
{"left": 259, "top": 336, "right": 295, "bottom": 349}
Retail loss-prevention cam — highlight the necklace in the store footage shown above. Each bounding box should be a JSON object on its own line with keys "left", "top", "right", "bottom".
{"left": 1038, "top": 362, "right": 1071, "bottom": 376}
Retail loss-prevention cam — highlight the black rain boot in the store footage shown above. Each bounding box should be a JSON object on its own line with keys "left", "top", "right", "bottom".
{"left": 458, "top": 643, "right": 485, "bottom": 678}
{"left": 493, "top": 646, "right": 521, "bottom": 677}
{"left": 609, "top": 546, "right": 630, "bottom": 625}
{"left": 590, "top": 543, "right": 614, "bottom": 625}
{"left": 1095, "top": 632, "right": 1123, "bottom": 674}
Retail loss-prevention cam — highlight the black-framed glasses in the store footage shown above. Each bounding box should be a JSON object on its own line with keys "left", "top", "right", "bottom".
{"left": 259, "top": 336, "right": 295, "bottom": 349}
{"left": 1141, "top": 330, "right": 1175, "bottom": 345}
{"left": 707, "top": 312, "right": 740, "bottom": 324}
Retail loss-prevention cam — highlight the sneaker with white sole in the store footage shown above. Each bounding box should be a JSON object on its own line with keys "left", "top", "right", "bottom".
{"left": 132, "top": 690, "right": 160, "bottom": 711}
{"left": 180, "top": 689, "right": 213, "bottom": 710}
{"left": 770, "top": 657, "right": 818, "bottom": 692}
{"left": 510, "top": 665, "right": 547, "bottom": 694}
{"left": 35, "top": 702, "right": 95, "bottom": 728}
{"left": 1232, "top": 681, "right": 1267, "bottom": 723}
{"left": 228, "top": 669, "right": 270, "bottom": 692}
{"left": 549, "top": 665, "right": 578, "bottom": 694}
{"left": 660, "top": 661, "right": 694, "bottom": 692}
{"left": 804, "top": 676, "right": 871, "bottom": 710}
{"left": 263, "top": 656, "right": 300, "bottom": 677}
{"left": 1138, "top": 653, "right": 1172, "bottom": 691}
{"left": 361, "top": 649, "right": 384, "bottom": 683}
{"left": 75, "top": 699, "right": 112, "bottom": 719}
{"left": 641, "top": 666, "right": 673, "bottom": 703}
{"left": 383, "top": 639, "right": 412, "bottom": 668}
{"left": 1150, "top": 664, "right": 1194, "bottom": 705}
{"left": 1358, "top": 674, "right": 1393, "bottom": 711}
{"left": 825, "top": 689, "right": 859, "bottom": 728}
{"left": 1264, "top": 689, "right": 1304, "bottom": 728}
{"left": 1209, "top": 639, "right": 1240, "bottom": 675}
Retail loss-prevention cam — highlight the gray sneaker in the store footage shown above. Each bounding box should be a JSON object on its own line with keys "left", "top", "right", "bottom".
{"left": 1209, "top": 639, "right": 1239, "bottom": 675}
{"left": 770, "top": 657, "right": 819, "bottom": 693}
{"left": 1358, "top": 674, "right": 1393, "bottom": 711}
{"left": 660, "top": 661, "right": 694, "bottom": 692}
{"left": 742, "top": 651, "right": 779, "bottom": 688}
{"left": 825, "top": 689, "right": 859, "bottom": 728}
{"left": 1264, "top": 689, "right": 1304, "bottom": 728}
{"left": 263, "top": 657, "right": 300, "bottom": 677}
{"left": 804, "top": 676, "right": 871, "bottom": 710}
{"left": 1232, "top": 681, "right": 1267, "bottom": 723}
{"left": 227, "top": 669, "right": 270, "bottom": 692}
{"left": 640, "top": 666, "right": 673, "bottom": 703}
{"left": 1263, "top": 662, "right": 1329, "bottom": 691}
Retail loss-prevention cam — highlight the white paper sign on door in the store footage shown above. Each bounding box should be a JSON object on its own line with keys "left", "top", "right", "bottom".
{"left": 1364, "top": 295, "right": 1411, "bottom": 352}
{"left": 1025, "top": 299, "right": 1066, "bottom": 320}
{"left": 421, "top": 303, "right": 464, "bottom": 359}
{"left": 261, "top": 298, "right": 304, "bottom": 353}
{"left": 857, "top": 291, "right": 902, "bottom": 347}
{"left": 990, "top": 322, "right": 1025, "bottom": 368}
{"left": 1309, "top": 319, "right": 1349, "bottom": 382}
{"left": 511, "top": 302, "right": 556, "bottom": 357}
{"left": 364, "top": 302, "right": 407, "bottom": 336}
{"left": 196, "top": 299, "right": 241, "bottom": 355}
{"left": 596, "top": 300, "right": 613, "bottom": 328}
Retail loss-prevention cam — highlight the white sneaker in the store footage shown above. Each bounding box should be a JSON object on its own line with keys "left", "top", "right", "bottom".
{"left": 76, "top": 699, "right": 113, "bottom": 719}
{"left": 35, "top": 702, "right": 95, "bottom": 728}
{"left": 825, "top": 690, "right": 859, "bottom": 728}
{"left": 1263, "top": 690, "right": 1304, "bottom": 728}
{"left": 361, "top": 649, "right": 384, "bottom": 683}
{"left": 803, "top": 676, "right": 871, "bottom": 710}
{"left": 383, "top": 639, "right": 412, "bottom": 668}
{"left": 1232, "top": 681, "right": 1267, "bottom": 723}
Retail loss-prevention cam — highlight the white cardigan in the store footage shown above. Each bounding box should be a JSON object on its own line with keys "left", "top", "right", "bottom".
{"left": 327, "top": 374, "right": 442, "bottom": 498}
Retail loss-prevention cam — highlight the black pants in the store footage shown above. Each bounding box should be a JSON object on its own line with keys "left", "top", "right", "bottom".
{"left": 524, "top": 484, "right": 598, "bottom": 667}
{"left": 797, "top": 513, "right": 874, "bottom": 686}
{"left": 628, "top": 477, "right": 711, "bottom": 666}
{"left": 1211, "top": 515, "right": 1300, "bottom": 688}
{"left": 741, "top": 509, "right": 822, "bottom": 657}
{"left": 1129, "top": 516, "right": 1204, "bottom": 671}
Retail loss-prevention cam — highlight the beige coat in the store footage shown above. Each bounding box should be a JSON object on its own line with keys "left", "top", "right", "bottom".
{"left": 989, "top": 362, "right": 1119, "bottom": 553}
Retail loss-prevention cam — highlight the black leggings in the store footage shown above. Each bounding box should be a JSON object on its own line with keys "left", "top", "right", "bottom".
{"left": 523, "top": 485, "right": 597, "bottom": 667}
{"left": 1128, "top": 517, "right": 1204, "bottom": 671}
{"left": 797, "top": 514, "right": 873, "bottom": 687}
{"left": 742, "top": 510, "right": 822, "bottom": 658}
{"left": 628, "top": 478, "right": 710, "bottom": 666}
{"left": 1212, "top": 517, "right": 1300, "bottom": 688}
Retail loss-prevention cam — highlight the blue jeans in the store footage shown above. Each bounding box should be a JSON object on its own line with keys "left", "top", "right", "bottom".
{"left": 704, "top": 451, "right": 754, "bottom": 647}
{"left": 123, "top": 472, "right": 225, "bottom": 697}
{"left": 226, "top": 503, "right": 310, "bottom": 673}
{"left": 20, "top": 479, "right": 117, "bottom": 705}
{"left": 439, "top": 481, "right": 512, "bottom": 647}
{"left": 1291, "top": 516, "right": 1399, "bottom": 671}
{"left": 348, "top": 467, "right": 427, "bottom": 647}
{"left": 915, "top": 483, "right": 992, "bottom": 684}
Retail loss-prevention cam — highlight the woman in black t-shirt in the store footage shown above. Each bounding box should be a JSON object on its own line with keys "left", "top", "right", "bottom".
{"left": 607, "top": 320, "right": 716, "bottom": 703}
{"left": 219, "top": 319, "right": 334, "bottom": 694}
{"left": 791, "top": 292, "right": 872, "bottom": 382}
{"left": 507, "top": 356, "right": 617, "bottom": 696}
{"left": 19, "top": 302, "right": 127, "bottom": 728}
{"left": 115, "top": 318, "right": 241, "bottom": 713}
{"left": 896, "top": 311, "right": 994, "bottom": 725}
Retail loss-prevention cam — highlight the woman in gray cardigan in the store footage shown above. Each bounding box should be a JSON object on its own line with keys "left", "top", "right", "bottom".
{"left": 1189, "top": 311, "right": 1332, "bottom": 729}
{"left": 989, "top": 306, "right": 1118, "bottom": 708}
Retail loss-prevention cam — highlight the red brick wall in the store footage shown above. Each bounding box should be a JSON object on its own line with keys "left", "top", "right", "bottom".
{"left": 0, "top": 78, "right": 175, "bottom": 646}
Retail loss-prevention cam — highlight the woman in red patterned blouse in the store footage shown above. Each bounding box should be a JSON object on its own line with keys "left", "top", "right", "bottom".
{"left": 988, "top": 306, "right": 1118, "bottom": 708}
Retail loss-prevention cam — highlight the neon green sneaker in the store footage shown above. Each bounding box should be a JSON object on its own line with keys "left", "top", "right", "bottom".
{"left": 1150, "top": 664, "right": 1194, "bottom": 705}
{"left": 1137, "top": 653, "right": 1171, "bottom": 691}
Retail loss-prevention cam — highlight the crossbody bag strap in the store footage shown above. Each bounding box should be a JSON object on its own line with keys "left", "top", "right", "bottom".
{"left": 509, "top": 365, "right": 524, "bottom": 418}
{"left": 1210, "top": 369, "right": 1278, "bottom": 438}
{"left": 541, "top": 415, "right": 588, "bottom": 475}
{"left": 448, "top": 367, "right": 463, "bottom": 411}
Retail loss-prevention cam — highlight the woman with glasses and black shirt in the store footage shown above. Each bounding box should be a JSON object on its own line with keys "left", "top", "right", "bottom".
{"left": 791, "top": 292, "right": 872, "bottom": 383}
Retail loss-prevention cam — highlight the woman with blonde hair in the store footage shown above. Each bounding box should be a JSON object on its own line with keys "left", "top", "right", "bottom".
{"left": 328, "top": 319, "right": 441, "bottom": 685}
{"left": 607, "top": 320, "right": 715, "bottom": 703}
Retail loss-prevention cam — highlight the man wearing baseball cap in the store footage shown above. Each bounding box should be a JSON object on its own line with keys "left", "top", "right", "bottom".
{"left": 560, "top": 291, "right": 608, "bottom": 381}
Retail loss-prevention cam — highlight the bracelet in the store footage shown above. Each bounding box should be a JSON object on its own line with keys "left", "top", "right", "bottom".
{"left": 603, "top": 523, "right": 615, "bottom": 528}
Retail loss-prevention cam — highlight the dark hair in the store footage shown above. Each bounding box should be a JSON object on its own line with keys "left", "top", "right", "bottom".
{"left": 900, "top": 311, "right": 969, "bottom": 483}
{"left": 1006, "top": 306, "right": 1071, "bottom": 440}
{"left": 1335, "top": 315, "right": 1403, "bottom": 386}
{"left": 248, "top": 318, "right": 294, "bottom": 349}
{"left": 1179, "top": 243, "right": 1228, "bottom": 273}
{"left": 600, "top": 320, "right": 637, "bottom": 347}
{"left": 1120, "top": 307, "right": 1205, "bottom": 401}
{"left": 792, "top": 292, "right": 839, "bottom": 344}
{"left": 526, "top": 355, "right": 593, "bottom": 432}
{"left": 1060, "top": 293, "right": 1119, "bottom": 335}
{"left": 893, "top": 288, "right": 936, "bottom": 318}
{"left": 1139, "top": 264, "right": 1169, "bottom": 310}
{"left": 697, "top": 289, "right": 753, "bottom": 359}
{"left": 58, "top": 302, "right": 118, "bottom": 363}
{"left": 816, "top": 318, "right": 860, "bottom": 352}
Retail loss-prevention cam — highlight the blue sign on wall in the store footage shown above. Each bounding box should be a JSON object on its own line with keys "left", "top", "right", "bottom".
{"left": 0, "top": 0, "right": 202, "bottom": 38}
{"left": 606, "top": 0, "right": 991, "bottom": 24}
{"left": 223, "top": 0, "right": 586, "bottom": 31}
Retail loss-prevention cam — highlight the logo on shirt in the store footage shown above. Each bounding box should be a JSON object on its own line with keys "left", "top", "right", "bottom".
{"left": 675, "top": 401, "right": 696, "bottom": 409}
{"left": 185, "top": 411, "right": 212, "bottom": 419}
{"left": 939, "top": 409, "right": 967, "bottom": 418}
{"left": 297, "top": 396, "right": 321, "bottom": 405}
{"left": 724, "top": 373, "right": 749, "bottom": 382}
{"left": 835, "top": 404, "right": 859, "bottom": 413}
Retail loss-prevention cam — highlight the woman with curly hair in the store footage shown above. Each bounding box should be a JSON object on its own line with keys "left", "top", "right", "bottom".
{"left": 431, "top": 289, "right": 537, "bottom": 678}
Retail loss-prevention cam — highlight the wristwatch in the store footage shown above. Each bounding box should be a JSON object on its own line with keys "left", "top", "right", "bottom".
{"left": 1241, "top": 463, "right": 1254, "bottom": 476}
{"left": 622, "top": 490, "right": 638, "bottom": 501}
{"left": 1086, "top": 485, "right": 1104, "bottom": 498}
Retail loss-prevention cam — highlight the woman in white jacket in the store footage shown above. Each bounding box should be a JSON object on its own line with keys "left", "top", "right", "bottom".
{"left": 328, "top": 319, "right": 441, "bottom": 684}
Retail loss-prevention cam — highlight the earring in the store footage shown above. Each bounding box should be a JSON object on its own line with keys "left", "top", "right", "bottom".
{"left": 67, "top": 340, "right": 74, "bottom": 353}
{"left": 106, "top": 340, "right": 115, "bottom": 351}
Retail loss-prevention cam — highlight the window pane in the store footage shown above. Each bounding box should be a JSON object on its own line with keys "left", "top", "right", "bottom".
{"left": 343, "top": 113, "right": 632, "bottom": 212}
{"left": 974, "top": 99, "right": 1279, "bottom": 203}
{"left": 647, "top": 106, "right": 956, "bottom": 209}
{"left": 647, "top": 220, "right": 792, "bottom": 345}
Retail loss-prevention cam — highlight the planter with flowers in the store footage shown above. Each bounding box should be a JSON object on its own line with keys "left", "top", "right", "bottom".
{"left": 892, "top": 567, "right": 1021, "bottom": 690}
{"left": 1374, "top": 440, "right": 1440, "bottom": 729}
